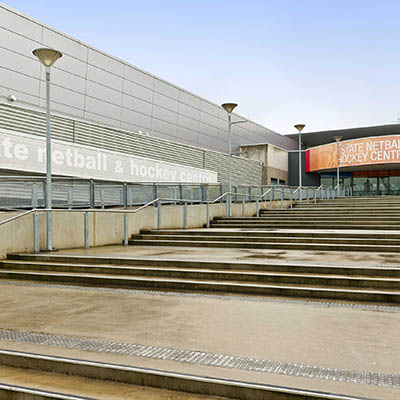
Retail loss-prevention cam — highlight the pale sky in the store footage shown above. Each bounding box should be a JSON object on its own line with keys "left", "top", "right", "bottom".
{"left": 4, "top": 0, "right": 400, "bottom": 135}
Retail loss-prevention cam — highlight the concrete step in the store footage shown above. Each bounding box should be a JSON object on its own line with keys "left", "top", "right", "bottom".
{"left": 0, "top": 349, "right": 371, "bottom": 400}
{"left": 216, "top": 216, "right": 400, "bottom": 221}
{"left": 211, "top": 220, "right": 400, "bottom": 226}
{"left": 3, "top": 263, "right": 400, "bottom": 289}
{"left": 293, "top": 203, "right": 400, "bottom": 208}
{"left": 209, "top": 223, "right": 400, "bottom": 230}
{"left": 5, "top": 254, "right": 400, "bottom": 278}
{"left": 260, "top": 210, "right": 400, "bottom": 215}
{"left": 129, "top": 237, "right": 400, "bottom": 252}
{"left": 1, "top": 268, "right": 399, "bottom": 302}
{"left": 132, "top": 233, "right": 400, "bottom": 246}
{"left": 142, "top": 229, "right": 400, "bottom": 239}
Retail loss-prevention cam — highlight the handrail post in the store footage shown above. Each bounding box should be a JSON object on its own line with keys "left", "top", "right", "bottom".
{"left": 314, "top": 188, "right": 317, "bottom": 204}
{"left": 123, "top": 214, "right": 128, "bottom": 246}
{"left": 84, "top": 211, "right": 89, "bottom": 249}
{"left": 280, "top": 189, "right": 283, "bottom": 209}
{"left": 153, "top": 183, "right": 158, "bottom": 201}
{"left": 248, "top": 186, "right": 252, "bottom": 202}
{"left": 46, "top": 210, "right": 52, "bottom": 251}
{"left": 32, "top": 184, "right": 38, "bottom": 209}
{"left": 306, "top": 188, "right": 309, "bottom": 203}
{"left": 123, "top": 183, "right": 128, "bottom": 209}
{"left": 33, "top": 211, "right": 39, "bottom": 253}
{"left": 234, "top": 186, "right": 238, "bottom": 203}
{"left": 290, "top": 188, "right": 293, "bottom": 209}
{"left": 89, "top": 179, "right": 95, "bottom": 208}
{"left": 242, "top": 197, "right": 245, "bottom": 217}
{"left": 67, "top": 186, "right": 73, "bottom": 209}
{"left": 157, "top": 200, "right": 161, "bottom": 230}
{"left": 206, "top": 202, "right": 210, "bottom": 228}
{"left": 226, "top": 195, "right": 229, "bottom": 217}
{"left": 256, "top": 199, "right": 259, "bottom": 217}
{"left": 184, "top": 201, "right": 188, "bottom": 229}
{"left": 271, "top": 186, "right": 275, "bottom": 201}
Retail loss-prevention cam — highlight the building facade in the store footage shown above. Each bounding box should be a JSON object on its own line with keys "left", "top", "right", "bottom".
{"left": 0, "top": 3, "right": 297, "bottom": 186}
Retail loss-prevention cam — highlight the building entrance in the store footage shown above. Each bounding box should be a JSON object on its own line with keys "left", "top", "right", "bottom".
{"left": 321, "top": 173, "right": 400, "bottom": 196}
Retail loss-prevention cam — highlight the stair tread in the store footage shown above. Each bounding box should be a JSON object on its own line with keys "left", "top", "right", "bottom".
{"left": 130, "top": 238, "right": 400, "bottom": 248}
{"left": 2, "top": 264, "right": 400, "bottom": 281}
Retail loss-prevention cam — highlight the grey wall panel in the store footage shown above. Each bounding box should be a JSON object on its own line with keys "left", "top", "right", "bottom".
{"left": 123, "top": 65, "right": 154, "bottom": 89}
{"left": 152, "top": 105, "right": 177, "bottom": 124}
{"left": 121, "top": 94, "right": 152, "bottom": 115}
{"left": 154, "top": 79, "right": 179, "bottom": 99}
{"left": 178, "top": 103, "right": 201, "bottom": 120}
{"left": 0, "top": 47, "right": 40, "bottom": 78}
{"left": 42, "top": 28, "right": 88, "bottom": 61}
{"left": 0, "top": 26, "right": 39, "bottom": 58}
{"left": 52, "top": 53, "right": 87, "bottom": 78}
{"left": 0, "top": 6, "right": 42, "bottom": 42}
{"left": 87, "top": 48, "right": 124, "bottom": 76}
{"left": 179, "top": 90, "right": 201, "bottom": 108}
{"left": 86, "top": 80, "right": 122, "bottom": 106}
{"left": 120, "top": 108, "right": 152, "bottom": 129}
{"left": 152, "top": 118, "right": 177, "bottom": 136}
{"left": 84, "top": 110, "right": 120, "bottom": 128}
{"left": 50, "top": 67, "right": 86, "bottom": 94}
{"left": 123, "top": 80, "right": 153, "bottom": 103}
{"left": 0, "top": 66, "right": 39, "bottom": 96}
{"left": 85, "top": 96, "right": 121, "bottom": 120}
{"left": 86, "top": 65, "right": 123, "bottom": 91}
{"left": 178, "top": 114, "right": 200, "bottom": 131}
{"left": 40, "top": 82, "right": 85, "bottom": 110}
{"left": 153, "top": 92, "right": 179, "bottom": 112}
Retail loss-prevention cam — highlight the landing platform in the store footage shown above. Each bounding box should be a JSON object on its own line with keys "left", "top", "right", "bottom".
{"left": 0, "top": 243, "right": 399, "bottom": 399}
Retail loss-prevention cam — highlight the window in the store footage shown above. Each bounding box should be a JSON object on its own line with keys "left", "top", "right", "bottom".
{"left": 279, "top": 179, "right": 286, "bottom": 186}
{"left": 271, "top": 178, "right": 278, "bottom": 185}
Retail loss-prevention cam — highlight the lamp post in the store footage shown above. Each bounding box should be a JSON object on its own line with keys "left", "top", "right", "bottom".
{"left": 294, "top": 124, "right": 305, "bottom": 202}
{"left": 33, "top": 48, "right": 63, "bottom": 251}
{"left": 333, "top": 135, "right": 343, "bottom": 194}
{"left": 221, "top": 103, "right": 237, "bottom": 217}
{"left": 221, "top": 103, "right": 247, "bottom": 217}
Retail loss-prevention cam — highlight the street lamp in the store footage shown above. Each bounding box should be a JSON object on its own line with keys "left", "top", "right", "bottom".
{"left": 333, "top": 135, "right": 343, "bottom": 193}
{"left": 33, "top": 48, "right": 63, "bottom": 251}
{"left": 221, "top": 103, "right": 247, "bottom": 217}
{"left": 294, "top": 124, "right": 305, "bottom": 202}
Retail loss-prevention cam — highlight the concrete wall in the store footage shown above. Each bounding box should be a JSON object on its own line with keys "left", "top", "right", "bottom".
{"left": 240, "top": 144, "right": 288, "bottom": 185}
{"left": 0, "top": 200, "right": 290, "bottom": 259}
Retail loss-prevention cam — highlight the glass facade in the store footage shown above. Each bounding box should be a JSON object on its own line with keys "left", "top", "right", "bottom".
{"left": 320, "top": 174, "right": 400, "bottom": 195}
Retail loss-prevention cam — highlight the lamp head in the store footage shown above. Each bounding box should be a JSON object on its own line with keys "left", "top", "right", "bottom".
{"left": 221, "top": 103, "right": 238, "bottom": 113}
{"left": 333, "top": 135, "right": 343, "bottom": 142}
{"left": 33, "top": 48, "right": 62, "bottom": 67}
{"left": 294, "top": 124, "right": 306, "bottom": 133}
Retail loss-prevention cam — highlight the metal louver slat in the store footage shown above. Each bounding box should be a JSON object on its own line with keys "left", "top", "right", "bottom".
{"left": 0, "top": 103, "right": 263, "bottom": 185}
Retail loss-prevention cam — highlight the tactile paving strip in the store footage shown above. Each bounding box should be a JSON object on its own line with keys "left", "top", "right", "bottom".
{"left": 0, "top": 280, "right": 399, "bottom": 312}
{"left": 0, "top": 328, "right": 398, "bottom": 389}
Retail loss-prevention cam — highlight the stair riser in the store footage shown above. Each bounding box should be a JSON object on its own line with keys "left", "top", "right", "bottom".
{"left": 213, "top": 219, "right": 400, "bottom": 224}
{"left": 5, "top": 259, "right": 400, "bottom": 277}
{"left": 143, "top": 230, "right": 400, "bottom": 239}
{"left": 0, "top": 272, "right": 398, "bottom": 303}
{"left": 210, "top": 224, "right": 400, "bottom": 230}
{"left": 133, "top": 235, "right": 400, "bottom": 246}
{"left": 129, "top": 239, "right": 400, "bottom": 252}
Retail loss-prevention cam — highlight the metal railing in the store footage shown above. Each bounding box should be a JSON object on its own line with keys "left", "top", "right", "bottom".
{"left": 0, "top": 184, "right": 353, "bottom": 254}
{"left": 0, "top": 176, "right": 350, "bottom": 210}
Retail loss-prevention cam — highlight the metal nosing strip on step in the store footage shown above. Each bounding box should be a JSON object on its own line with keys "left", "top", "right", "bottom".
{"left": 0, "top": 382, "right": 95, "bottom": 399}
{"left": 0, "top": 350, "right": 372, "bottom": 400}
{"left": 1, "top": 280, "right": 400, "bottom": 312}
{"left": 0, "top": 329, "right": 398, "bottom": 392}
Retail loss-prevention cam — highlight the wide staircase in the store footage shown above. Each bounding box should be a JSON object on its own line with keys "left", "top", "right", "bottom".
{"left": 0, "top": 197, "right": 399, "bottom": 303}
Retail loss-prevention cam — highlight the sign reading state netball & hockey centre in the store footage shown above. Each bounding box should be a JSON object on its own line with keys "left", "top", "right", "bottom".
{"left": 0, "top": 129, "right": 218, "bottom": 183}
{"left": 306, "top": 135, "right": 400, "bottom": 172}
